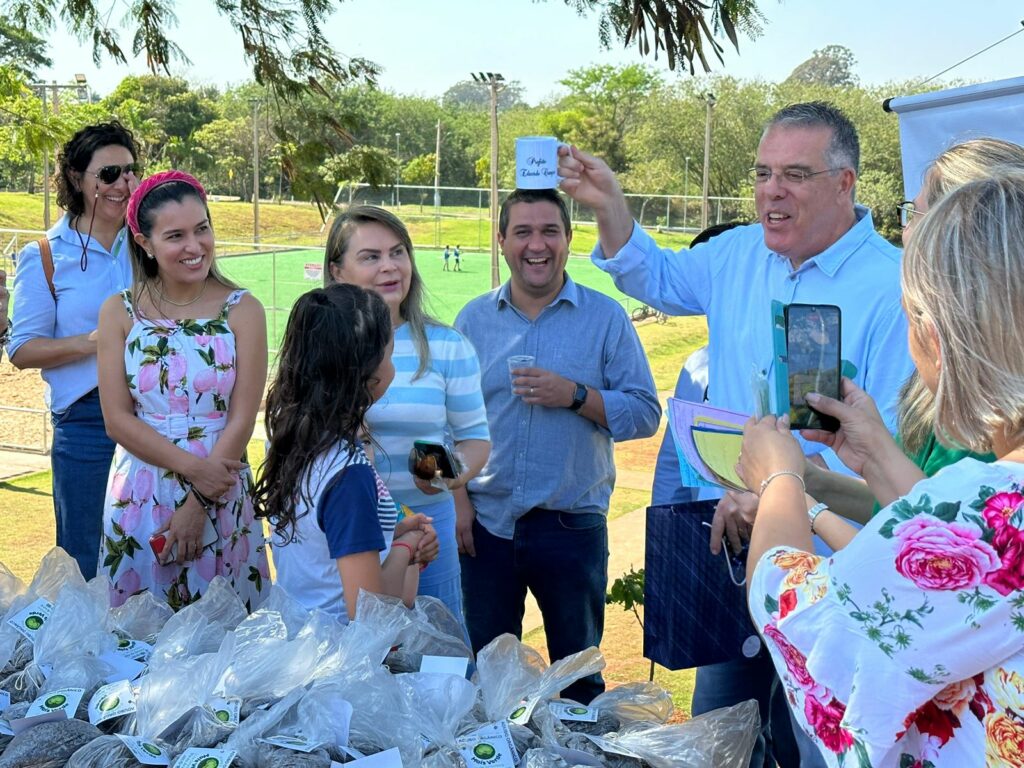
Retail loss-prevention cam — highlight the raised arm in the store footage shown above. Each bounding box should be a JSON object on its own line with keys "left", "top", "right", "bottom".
{"left": 557, "top": 145, "right": 635, "bottom": 257}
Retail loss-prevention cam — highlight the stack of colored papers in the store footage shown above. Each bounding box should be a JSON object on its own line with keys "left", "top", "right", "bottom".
{"left": 667, "top": 398, "right": 750, "bottom": 491}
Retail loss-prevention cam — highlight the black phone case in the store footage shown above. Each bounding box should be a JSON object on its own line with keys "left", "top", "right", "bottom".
{"left": 784, "top": 303, "right": 841, "bottom": 432}
{"left": 411, "top": 441, "right": 459, "bottom": 478}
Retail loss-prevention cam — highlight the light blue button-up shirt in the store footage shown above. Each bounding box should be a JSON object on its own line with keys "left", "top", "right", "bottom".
{"left": 9, "top": 215, "right": 132, "bottom": 413}
{"left": 455, "top": 275, "right": 661, "bottom": 539}
{"left": 593, "top": 206, "right": 913, "bottom": 474}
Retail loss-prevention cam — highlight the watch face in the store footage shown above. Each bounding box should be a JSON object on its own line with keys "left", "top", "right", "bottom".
{"left": 571, "top": 383, "right": 587, "bottom": 411}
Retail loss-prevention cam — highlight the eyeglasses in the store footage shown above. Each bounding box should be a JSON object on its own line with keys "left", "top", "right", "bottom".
{"left": 896, "top": 200, "right": 925, "bottom": 228}
{"left": 748, "top": 167, "right": 844, "bottom": 185}
{"left": 89, "top": 163, "right": 142, "bottom": 185}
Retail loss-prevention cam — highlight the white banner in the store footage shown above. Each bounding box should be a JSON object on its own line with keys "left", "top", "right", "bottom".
{"left": 886, "top": 76, "right": 1024, "bottom": 198}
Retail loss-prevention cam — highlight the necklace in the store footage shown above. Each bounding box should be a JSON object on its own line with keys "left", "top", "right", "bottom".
{"left": 158, "top": 280, "right": 208, "bottom": 307}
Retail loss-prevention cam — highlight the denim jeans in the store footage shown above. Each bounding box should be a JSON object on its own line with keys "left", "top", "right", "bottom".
{"left": 414, "top": 496, "right": 469, "bottom": 642}
{"left": 460, "top": 508, "right": 608, "bottom": 704}
{"left": 50, "top": 389, "right": 115, "bottom": 580}
{"left": 691, "top": 651, "right": 802, "bottom": 768}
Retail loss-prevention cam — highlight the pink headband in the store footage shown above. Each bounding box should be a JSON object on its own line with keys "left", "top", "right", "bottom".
{"left": 126, "top": 170, "right": 208, "bottom": 236}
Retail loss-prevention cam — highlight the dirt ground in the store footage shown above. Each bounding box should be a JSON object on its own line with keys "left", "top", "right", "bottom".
{"left": 0, "top": 360, "right": 50, "bottom": 451}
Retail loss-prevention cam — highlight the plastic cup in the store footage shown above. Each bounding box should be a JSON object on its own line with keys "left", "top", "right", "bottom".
{"left": 507, "top": 355, "right": 535, "bottom": 395}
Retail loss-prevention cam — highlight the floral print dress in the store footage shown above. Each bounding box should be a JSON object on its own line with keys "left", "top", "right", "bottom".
{"left": 98, "top": 289, "right": 270, "bottom": 612}
{"left": 750, "top": 458, "right": 1024, "bottom": 767}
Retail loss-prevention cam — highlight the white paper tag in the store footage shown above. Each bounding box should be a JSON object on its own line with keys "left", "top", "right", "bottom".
{"left": 172, "top": 747, "right": 237, "bottom": 768}
{"left": 0, "top": 689, "right": 9, "bottom": 710}
{"left": 11, "top": 687, "right": 85, "bottom": 734}
{"left": 97, "top": 650, "right": 147, "bottom": 683}
{"left": 581, "top": 733, "right": 645, "bottom": 759}
{"left": 457, "top": 721, "right": 519, "bottom": 768}
{"left": 208, "top": 696, "right": 242, "bottom": 726}
{"left": 6, "top": 598, "right": 54, "bottom": 641}
{"left": 419, "top": 655, "right": 470, "bottom": 677}
{"left": 548, "top": 702, "right": 599, "bottom": 723}
{"left": 113, "top": 636, "right": 154, "bottom": 662}
{"left": 89, "top": 680, "right": 137, "bottom": 724}
{"left": 116, "top": 734, "right": 171, "bottom": 765}
{"left": 340, "top": 745, "right": 367, "bottom": 760}
{"left": 343, "top": 747, "right": 403, "bottom": 767}
{"left": 506, "top": 698, "right": 538, "bottom": 726}
{"left": 259, "top": 735, "right": 323, "bottom": 753}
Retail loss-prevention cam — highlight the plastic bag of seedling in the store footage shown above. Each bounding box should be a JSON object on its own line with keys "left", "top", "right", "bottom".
{"left": 66, "top": 734, "right": 175, "bottom": 768}
{"left": 475, "top": 636, "right": 605, "bottom": 726}
{"left": 394, "top": 672, "right": 478, "bottom": 767}
{"left": 540, "top": 681, "right": 675, "bottom": 739}
{"left": 0, "top": 548, "right": 83, "bottom": 678}
{"left": 147, "top": 577, "right": 248, "bottom": 670}
{"left": 0, "top": 717, "right": 102, "bottom": 768}
{"left": 354, "top": 593, "right": 472, "bottom": 674}
{"left": 108, "top": 590, "right": 174, "bottom": 646}
{"left": 564, "top": 699, "right": 760, "bottom": 768}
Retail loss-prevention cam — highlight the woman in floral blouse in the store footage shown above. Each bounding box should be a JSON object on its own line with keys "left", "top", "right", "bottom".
{"left": 737, "top": 170, "right": 1024, "bottom": 767}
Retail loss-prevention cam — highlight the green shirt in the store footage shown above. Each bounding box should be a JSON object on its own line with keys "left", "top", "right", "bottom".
{"left": 870, "top": 433, "right": 995, "bottom": 517}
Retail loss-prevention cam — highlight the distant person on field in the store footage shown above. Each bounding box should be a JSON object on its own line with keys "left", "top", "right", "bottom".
{"left": 454, "top": 188, "right": 660, "bottom": 703}
{"left": 454, "top": 244, "right": 462, "bottom": 271}
{"left": 9, "top": 121, "right": 140, "bottom": 580}
{"left": 443, "top": 244, "right": 451, "bottom": 271}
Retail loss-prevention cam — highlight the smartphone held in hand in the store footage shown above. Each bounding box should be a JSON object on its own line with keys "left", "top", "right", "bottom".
{"left": 784, "top": 303, "right": 841, "bottom": 432}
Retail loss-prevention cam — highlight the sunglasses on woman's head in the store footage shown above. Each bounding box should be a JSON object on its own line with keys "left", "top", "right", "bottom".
{"left": 90, "top": 163, "right": 141, "bottom": 185}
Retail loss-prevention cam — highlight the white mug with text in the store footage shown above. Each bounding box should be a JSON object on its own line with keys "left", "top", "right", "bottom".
{"left": 514, "top": 136, "right": 565, "bottom": 190}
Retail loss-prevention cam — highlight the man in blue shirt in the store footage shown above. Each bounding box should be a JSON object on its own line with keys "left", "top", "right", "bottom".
{"left": 558, "top": 102, "right": 913, "bottom": 766}
{"left": 454, "top": 188, "right": 660, "bottom": 704}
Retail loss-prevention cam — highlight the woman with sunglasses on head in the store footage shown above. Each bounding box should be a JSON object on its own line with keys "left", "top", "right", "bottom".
{"left": 95, "top": 170, "right": 270, "bottom": 611}
{"left": 8, "top": 121, "right": 140, "bottom": 579}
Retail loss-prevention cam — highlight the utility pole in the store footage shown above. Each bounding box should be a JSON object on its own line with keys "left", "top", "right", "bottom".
{"left": 701, "top": 93, "right": 717, "bottom": 231}
{"left": 250, "top": 98, "right": 260, "bottom": 247}
{"left": 471, "top": 72, "right": 504, "bottom": 289}
{"left": 32, "top": 76, "right": 88, "bottom": 229}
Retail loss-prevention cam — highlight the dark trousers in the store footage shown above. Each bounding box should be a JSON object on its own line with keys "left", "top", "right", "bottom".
{"left": 50, "top": 389, "right": 115, "bottom": 580}
{"left": 460, "top": 508, "right": 608, "bottom": 703}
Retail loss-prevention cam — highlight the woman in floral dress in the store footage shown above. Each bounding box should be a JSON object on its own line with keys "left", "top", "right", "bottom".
{"left": 737, "top": 171, "right": 1024, "bottom": 766}
{"left": 96, "top": 170, "right": 270, "bottom": 611}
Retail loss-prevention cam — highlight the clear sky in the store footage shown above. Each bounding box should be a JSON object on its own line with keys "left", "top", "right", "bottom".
{"left": 36, "top": 0, "right": 1024, "bottom": 101}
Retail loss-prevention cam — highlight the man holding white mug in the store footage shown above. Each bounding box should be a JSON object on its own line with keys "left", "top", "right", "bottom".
{"left": 454, "top": 187, "right": 659, "bottom": 704}
{"left": 557, "top": 101, "right": 912, "bottom": 766}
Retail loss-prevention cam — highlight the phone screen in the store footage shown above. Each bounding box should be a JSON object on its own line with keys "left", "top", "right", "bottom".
{"left": 410, "top": 441, "right": 460, "bottom": 479}
{"left": 785, "top": 303, "right": 841, "bottom": 431}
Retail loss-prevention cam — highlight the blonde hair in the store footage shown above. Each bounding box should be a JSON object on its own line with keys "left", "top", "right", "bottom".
{"left": 902, "top": 170, "right": 1024, "bottom": 454}
{"left": 899, "top": 138, "right": 1024, "bottom": 454}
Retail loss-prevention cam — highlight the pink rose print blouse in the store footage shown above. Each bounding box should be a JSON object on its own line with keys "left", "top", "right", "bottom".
{"left": 750, "top": 458, "right": 1024, "bottom": 767}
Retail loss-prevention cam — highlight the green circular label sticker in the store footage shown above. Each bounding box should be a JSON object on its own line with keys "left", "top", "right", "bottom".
{"left": 569, "top": 706, "right": 588, "bottom": 715}
{"left": 24, "top": 615, "right": 43, "bottom": 630}
{"left": 43, "top": 694, "right": 67, "bottom": 709}
{"left": 510, "top": 706, "right": 526, "bottom": 719}
{"left": 215, "top": 709, "right": 230, "bottom": 722}
{"left": 99, "top": 695, "right": 120, "bottom": 712}
{"left": 142, "top": 743, "right": 162, "bottom": 756}
{"left": 118, "top": 638, "right": 132, "bottom": 649}
{"left": 198, "top": 759, "right": 220, "bottom": 768}
{"left": 473, "top": 743, "right": 497, "bottom": 760}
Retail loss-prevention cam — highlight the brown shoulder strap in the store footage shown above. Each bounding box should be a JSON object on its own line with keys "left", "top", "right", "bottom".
{"left": 37, "top": 238, "right": 56, "bottom": 301}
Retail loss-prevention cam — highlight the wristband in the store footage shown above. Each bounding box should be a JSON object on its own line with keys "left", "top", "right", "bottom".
{"left": 758, "top": 470, "right": 806, "bottom": 497}
{"left": 807, "top": 502, "right": 829, "bottom": 534}
{"left": 190, "top": 486, "right": 216, "bottom": 513}
{"left": 391, "top": 540, "right": 416, "bottom": 563}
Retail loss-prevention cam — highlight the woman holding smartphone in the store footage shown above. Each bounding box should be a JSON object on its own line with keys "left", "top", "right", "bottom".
{"left": 324, "top": 206, "right": 490, "bottom": 630}
{"left": 8, "top": 121, "right": 140, "bottom": 579}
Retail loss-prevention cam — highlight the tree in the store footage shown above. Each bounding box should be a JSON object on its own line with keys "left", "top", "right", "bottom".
{"left": 442, "top": 80, "right": 526, "bottom": 111}
{"left": 785, "top": 45, "right": 858, "bottom": 88}
{"left": 0, "top": 19, "right": 51, "bottom": 79}
{"left": 403, "top": 153, "right": 436, "bottom": 186}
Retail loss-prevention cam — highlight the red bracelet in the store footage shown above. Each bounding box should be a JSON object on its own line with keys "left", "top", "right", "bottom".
{"left": 391, "top": 540, "right": 416, "bottom": 563}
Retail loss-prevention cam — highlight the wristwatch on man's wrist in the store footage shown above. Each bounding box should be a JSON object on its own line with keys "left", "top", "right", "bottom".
{"left": 568, "top": 382, "right": 588, "bottom": 412}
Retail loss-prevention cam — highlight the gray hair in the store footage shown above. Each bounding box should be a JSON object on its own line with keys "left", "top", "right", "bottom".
{"left": 902, "top": 170, "right": 1024, "bottom": 454}
{"left": 763, "top": 101, "right": 860, "bottom": 175}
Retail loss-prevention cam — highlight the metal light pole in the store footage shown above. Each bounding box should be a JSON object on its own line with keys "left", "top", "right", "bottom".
{"left": 32, "top": 76, "right": 89, "bottom": 229}
{"left": 434, "top": 119, "right": 442, "bottom": 246}
{"left": 684, "top": 155, "right": 691, "bottom": 231}
{"left": 471, "top": 72, "right": 504, "bottom": 289}
{"left": 394, "top": 132, "right": 401, "bottom": 207}
{"left": 249, "top": 98, "right": 260, "bottom": 247}
{"left": 701, "top": 93, "right": 717, "bottom": 231}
